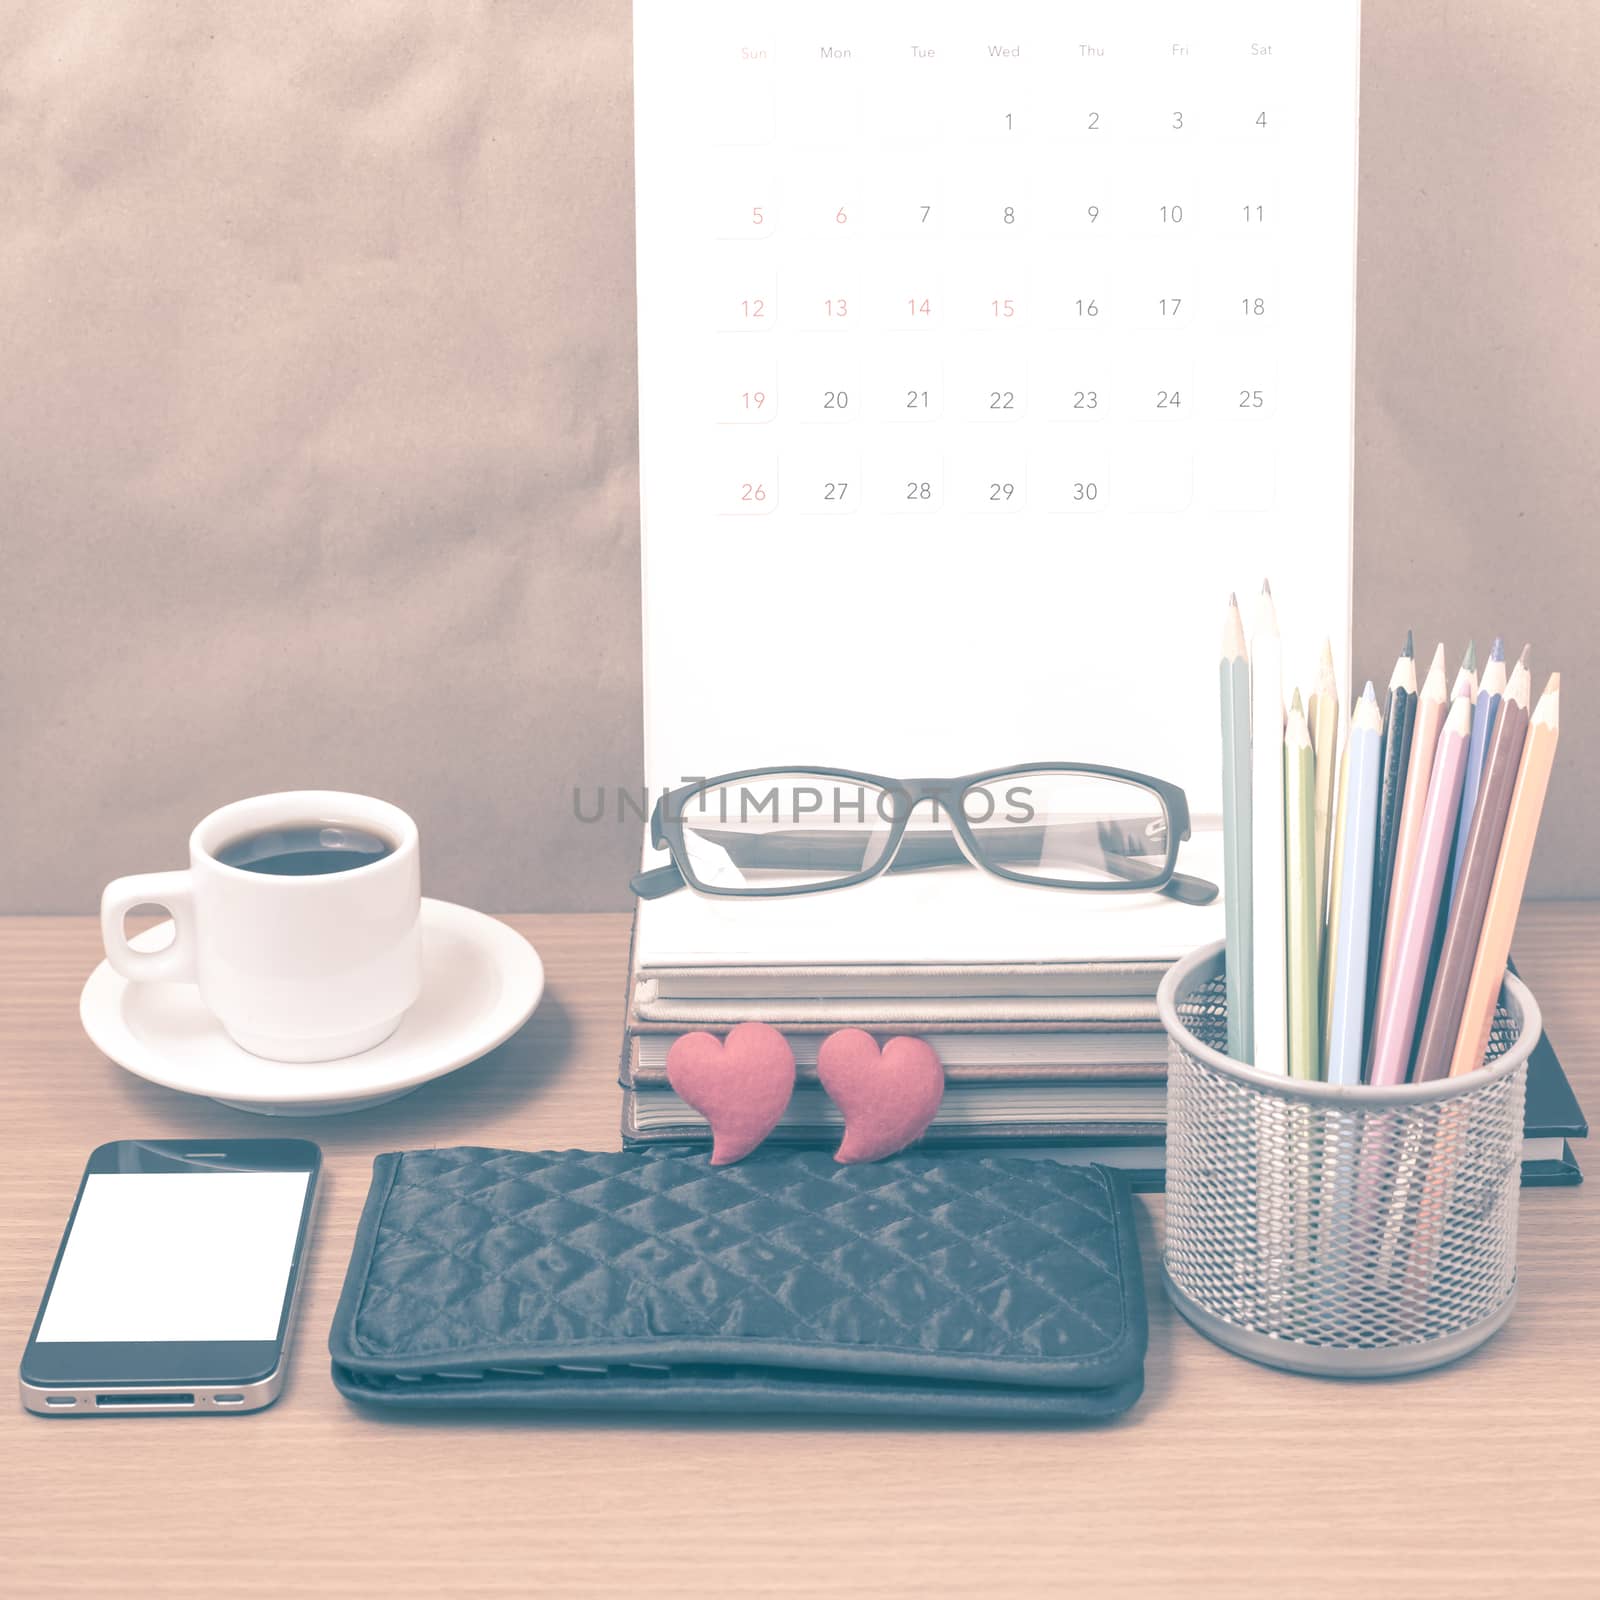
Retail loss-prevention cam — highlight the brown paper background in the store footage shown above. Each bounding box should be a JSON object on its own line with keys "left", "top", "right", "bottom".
{"left": 3, "top": 2, "right": 1594, "bottom": 911}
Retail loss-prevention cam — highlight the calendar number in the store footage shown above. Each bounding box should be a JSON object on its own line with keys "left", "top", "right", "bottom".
{"left": 1256, "top": 111, "right": 1268, "bottom": 128}
{"left": 1003, "top": 206, "right": 1015, "bottom": 225}
{"left": 715, "top": 194, "right": 775, "bottom": 241}
{"left": 1159, "top": 298, "right": 1182, "bottom": 318}
{"left": 881, "top": 455, "right": 941, "bottom": 512}
{"left": 1073, "top": 481, "right": 1098, "bottom": 502}
{"left": 989, "top": 391, "right": 1015, "bottom": 410}
{"left": 874, "top": 368, "right": 940, "bottom": 424}
{"left": 822, "top": 298, "right": 848, "bottom": 318}
{"left": 795, "top": 449, "right": 861, "bottom": 516}
{"left": 714, "top": 265, "right": 776, "bottom": 331}
{"left": 920, "top": 205, "right": 932, "bottom": 223}
{"left": 991, "top": 298, "right": 1015, "bottom": 319}
{"left": 1171, "top": 111, "right": 1184, "bottom": 130}
{"left": 1075, "top": 298, "right": 1099, "bottom": 318}
{"left": 966, "top": 458, "right": 1024, "bottom": 512}
{"left": 1087, "top": 111, "right": 1100, "bottom": 130}
{"left": 1073, "top": 391, "right": 1098, "bottom": 409}
{"left": 823, "top": 390, "right": 849, "bottom": 409}
{"left": 1156, "top": 391, "right": 1181, "bottom": 409}
{"left": 741, "top": 392, "right": 767, "bottom": 409}
{"left": 1004, "top": 112, "right": 1012, "bottom": 131}
{"left": 835, "top": 207, "right": 849, "bottom": 225}
{"left": 1160, "top": 205, "right": 1184, "bottom": 224}
{"left": 907, "top": 298, "right": 932, "bottom": 317}
{"left": 1243, "top": 297, "right": 1266, "bottom": 316}
{"left": 1087, "top": 205, "right": 1100, "bottom": 224}
{"left": 1243, "top": 205, "right": 1264, "bottom": 223}
{"left": 716, "top": 446, "right": 778, "bottom": 513}
{"left": 1239, "top": 390, "right": 1264, "bottom": 408}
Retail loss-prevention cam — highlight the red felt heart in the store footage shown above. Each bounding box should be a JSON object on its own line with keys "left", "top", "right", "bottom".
{"left": 666, "top": 1022, "right": 796, "bottom": 1165}
{"left": 816, "top": 1029, "right": 945, "bottom": 1164}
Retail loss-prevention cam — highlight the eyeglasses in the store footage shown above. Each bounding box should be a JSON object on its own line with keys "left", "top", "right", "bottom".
{"left": 631, "top": 764, "right": 1218, "bottom": 905}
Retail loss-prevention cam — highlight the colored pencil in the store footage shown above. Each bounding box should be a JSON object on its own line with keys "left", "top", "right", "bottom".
{"left": 1325, "top": 685, "right": 1383, "bottom": 1086}
{"left": 1320, "top": 713, "right": 1353, "bottom": 1064}
{"left": 1411, "top": 649, "right": 1531, "bottom": 1082}
{"left": 1308, "top": 638, "right": 1340, "bottom": 939}
{"left": 1449, "top": 640, "right": 1478, "bottom": 706}
{"left": 1417, "top": 644, "right": 1482, "bottom": 1026}
{"left": 1220, "top": 595, "right": 1254, "bottom": 1064}
{"left": 1250, "top": 582, "right": 1287, "bottom": 1074}
{"left": 1374, "top": 643, "right": 1448, "bottom": 1019}
{"left": 1363, "top": 633, "right": 1416, "bottom": 1072}
{"left": 1367, "top": 693, "right": 1473, "bottom": 1086}
{"left": 1447, "top": 637, "right": 1506, "bottom": 912}
{"left": 1285, "top": 695, "right": 1319, "bottom": 1081}
{"left": 1448, "top": 674, "right": 1561, "bottom": 1077}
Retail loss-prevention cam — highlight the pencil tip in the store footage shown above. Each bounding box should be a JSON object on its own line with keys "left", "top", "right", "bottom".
{"left": 1261, "top": 577, "right": 1272, "bottom": 596}
{"left": 1490, "top": 637, "right": 1505, "bottom": 662}
{"left": 1319, "top": 636, "right": 1334, "bottom": 665}
{"left": 1291, "top": 687, "right": 1304, "bottom": 713}
{"left": 1228, "top": 591, "right": 1238, "bottom": 608}
{"left": 1517, "top": 643, "right": 1531, "bottom": 666}
{"left": 1402, "top": 629, "right": 1414, "bottom": 659}
{"left": 1534, "top": 673, "right": 1561, "bottom": 726}
{"left": 1362, "top": 681, "right": 1377, "bottom": 702}
{"left": 1463, "top": 640, "right": 1477, "bottom": 672}
{"left": 1506, "top": 651, "right": 1532, "bottom": 705}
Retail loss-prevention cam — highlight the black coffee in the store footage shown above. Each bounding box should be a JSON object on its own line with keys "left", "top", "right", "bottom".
{"left": 215, "top": 824, "right": 395, "bottom": 877}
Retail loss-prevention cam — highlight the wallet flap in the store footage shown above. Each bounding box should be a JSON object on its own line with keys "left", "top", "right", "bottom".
{"left": 330, "top": 1147, "right": 1145, "bottom": 1407}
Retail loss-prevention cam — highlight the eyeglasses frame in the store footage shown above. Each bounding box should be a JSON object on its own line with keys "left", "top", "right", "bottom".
{"left": 635, "top": 761, "right": 1197, "bottom": 900}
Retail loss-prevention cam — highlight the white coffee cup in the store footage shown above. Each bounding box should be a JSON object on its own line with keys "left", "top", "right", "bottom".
{"left": 100, "top": 791, "right": 422, "bottom": 1062}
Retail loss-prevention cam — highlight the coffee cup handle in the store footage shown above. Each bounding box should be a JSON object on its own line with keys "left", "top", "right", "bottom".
{"left": 101, "top": 871, "right": 198, "bottom": 985}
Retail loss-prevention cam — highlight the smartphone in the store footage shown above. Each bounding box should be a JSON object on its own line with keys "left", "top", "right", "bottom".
{"left": 20, "top": 1138, "right": 320, "bottom": 1416}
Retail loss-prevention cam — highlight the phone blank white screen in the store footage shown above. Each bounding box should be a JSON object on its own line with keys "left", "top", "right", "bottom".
{"left": 37, "top": 1172, "right": 310, "bottom": 1343}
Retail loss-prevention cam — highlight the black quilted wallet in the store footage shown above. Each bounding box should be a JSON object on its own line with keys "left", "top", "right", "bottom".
{"left": 329, "top": 1147, "right": 1147, "bottom": 1421}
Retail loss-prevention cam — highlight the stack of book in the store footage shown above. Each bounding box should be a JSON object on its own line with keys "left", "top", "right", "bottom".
{"left": 618, "top": 830, "right": 1585, "bottom": 1186}
{"left": 619, "top": 838, "right": 1229, "bottom": 1185}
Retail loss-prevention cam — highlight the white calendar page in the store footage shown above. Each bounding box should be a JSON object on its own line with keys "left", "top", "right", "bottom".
{"left": 634, "top": 1, "right": 1358, "bottom": 818}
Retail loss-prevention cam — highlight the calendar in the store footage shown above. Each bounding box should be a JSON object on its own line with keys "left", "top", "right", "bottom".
{"left": 634, "top": 1, "right": 1359, "bottom": 819}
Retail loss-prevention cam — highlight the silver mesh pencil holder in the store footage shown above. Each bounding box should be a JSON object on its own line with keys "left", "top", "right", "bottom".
{"left": 1157, "top": 941, "right": 1539, "bottom": 1377}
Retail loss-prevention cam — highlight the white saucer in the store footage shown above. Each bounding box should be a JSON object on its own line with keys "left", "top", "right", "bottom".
{"left": 80, "top": 898, "right": 544, "bottom": 1116}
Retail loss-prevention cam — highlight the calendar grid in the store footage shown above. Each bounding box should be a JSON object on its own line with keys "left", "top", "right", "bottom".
{"left": 636, "top": 2, "right": 1359, "bottom": 814}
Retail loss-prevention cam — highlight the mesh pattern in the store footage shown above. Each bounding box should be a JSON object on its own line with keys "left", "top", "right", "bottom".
{"left": 1164, "top": 973, "right": 1526, "bottom": 1352}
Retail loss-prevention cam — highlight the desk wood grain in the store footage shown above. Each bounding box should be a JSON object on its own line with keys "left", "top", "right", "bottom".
{"left": 3, "top": 909, "right": 1597, "bottom": 1598}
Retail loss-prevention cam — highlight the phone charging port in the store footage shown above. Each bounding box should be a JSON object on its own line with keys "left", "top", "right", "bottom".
{"left": 212, "top": 1394, "right": 245, "bottom": 1405}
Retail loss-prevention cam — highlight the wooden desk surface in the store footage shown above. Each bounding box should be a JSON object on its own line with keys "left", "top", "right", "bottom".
{"left": 3, "top": 908, "right": 1597, "bottom": 1598}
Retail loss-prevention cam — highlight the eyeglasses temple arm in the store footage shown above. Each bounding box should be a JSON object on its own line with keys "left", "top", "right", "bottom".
{"left": 630, "top": 863, "right": 686, "bottom": 899}
{"left": 1088, "top": 828, "right": 1218, "bottom": 903}
{"left": 1160, "top": 872, "right": 1219, "bottom": 906}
